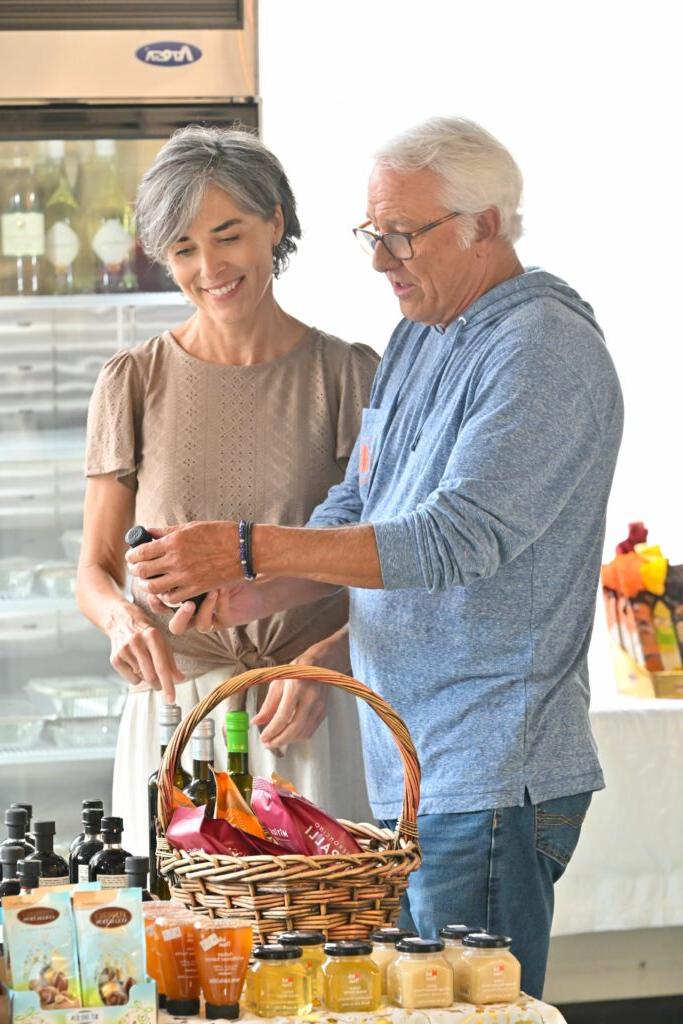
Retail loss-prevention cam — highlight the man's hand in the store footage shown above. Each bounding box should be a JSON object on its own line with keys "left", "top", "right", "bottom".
{"left": 125, "top": 522, "right": 242, "bottom": 602}
{"left": 251, "top": 626, "right": 351, "bottom": 748}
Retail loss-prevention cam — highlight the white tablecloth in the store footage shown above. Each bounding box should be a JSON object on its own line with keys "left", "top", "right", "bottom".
{"left": 552, "top": 687, "right": 683, "bottom": 935}
{"left": 161, "top": 1000, "right": 566, "bottom": 1024}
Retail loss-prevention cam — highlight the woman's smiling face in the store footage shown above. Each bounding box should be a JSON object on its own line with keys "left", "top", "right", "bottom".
{"left": 166, "top": 182, "right": 284, "bottom": 327}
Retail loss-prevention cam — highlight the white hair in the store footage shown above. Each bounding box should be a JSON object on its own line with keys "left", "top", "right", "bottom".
{"left": 373, "top": 116, "right": 523, "bottom": 248}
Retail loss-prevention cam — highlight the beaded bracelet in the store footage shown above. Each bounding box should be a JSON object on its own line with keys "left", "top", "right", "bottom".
{"left": 238, "top": 519, "right": 257, "bottom": 581}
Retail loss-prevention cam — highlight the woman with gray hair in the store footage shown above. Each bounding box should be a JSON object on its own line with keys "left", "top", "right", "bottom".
{"left": 77, "top": 125, "right": 378, "bottom": 855}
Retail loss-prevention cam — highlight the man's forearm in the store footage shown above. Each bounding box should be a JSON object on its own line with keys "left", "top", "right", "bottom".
{"left": 252, "top": 524, "right": 383, "bottom": 589}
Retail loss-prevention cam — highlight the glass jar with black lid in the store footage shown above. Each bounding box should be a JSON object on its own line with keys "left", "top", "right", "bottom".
{"left": 370, "top": 927, "right": 417, "bottom": 995}
{"left": 388, "top": 937, "right": 453, "bottom": 1009}
{"left": 245, "top": 944, "right": 312, "bottom": 1017}
{"left": 322, "top": 940, "right": 381, "bottom": 1013}
{"left": 278, "top": 931, "right": 326, "bottom": 1005}
{"left": 458, "top": 932, "right": 521, "bottom": 1005}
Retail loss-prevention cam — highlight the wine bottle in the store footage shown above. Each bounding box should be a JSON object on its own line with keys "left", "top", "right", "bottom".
{"left": 88, "top": 816, "right": 131, "bottom": 888}
{"left": 1, "top": 808, "right": 33, "bottom": 857}
{"left": 87, "top": 139, "right": 137, "bottom": 293}
{"left": 183, "top": 719, "right": 217, "bottom": 817}
{"left": 126, "top": 856, "right": 153, "bottom": 901}
{"left": 69, "top": 808, "right": 104, "bottom": 884}
{"left": 69, "top": 798, "right": 105, "bottom": 855}
{"left": 24, "top": 821, "right": 69, "bottom": 886}
{"left": 226, "top": 710, "right": 253, "bottom": 805}
{"left": 149, "top": 702, "right": 191, "bottom": 899}
{"left": 0, "top": 845, "right": 22, "bottom": 899}
{"left": 43, "top": 140, "right": 80, "bottom": 293}
{"left": 9, "top": 804, "right": 35, "bottom": 848}
{"left": 1, "top": 156, "right": 47, "bottom": 295}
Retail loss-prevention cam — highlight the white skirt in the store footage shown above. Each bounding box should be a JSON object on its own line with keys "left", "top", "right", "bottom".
{"left": 112, "top": 666, "right": 373, "bottom": 858}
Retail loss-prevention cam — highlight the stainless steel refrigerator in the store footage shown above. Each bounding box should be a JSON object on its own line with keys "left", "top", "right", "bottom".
{"left": 0, "top": 0, "right": 258, "bottom": 853}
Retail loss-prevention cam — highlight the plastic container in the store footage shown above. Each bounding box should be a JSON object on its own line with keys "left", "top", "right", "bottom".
{"left": 370, "top": 927, "right": 417, "bottom": 996}
{"left": 458, "top": 933, "right": 521, "bottom": 1005}
{"left": 388, "top": 937, "right": 453, "bottom": 1009}
{"left": 154, "top": 910, "right": 201, "bottom": 1016}
{"left": 322, "top": 940, "right": 381, "bottom": 1013}
{"left": 26, "top": 675, "right": 127, "bottom": 719}
{"left": 0, "top": 557, "right": 35, "bottom": 599}
{"left": 0, "top": 700, "right": 48, "bottom": 751}
{"left": 245, "top": 944, "right": 312, "bottom": 1018}
{"left": 141, "top": 902, "right": 187, "bottom": 1009}
{"left": 33, "top": 560, "right": 77, "bottom": 598}
{"left": 194, "top": 917, "right": 253, "bottom": 1019}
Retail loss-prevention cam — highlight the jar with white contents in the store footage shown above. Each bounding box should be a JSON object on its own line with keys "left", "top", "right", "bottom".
{"left": 457, "top": 933, "right": 521, "bottom": 1005}
{"left": 370, "top": 928, "right": 417, "bottom": 997}
{"left": 387, "top": 937, "right": 454, "bottom": 1009}
{"left": 439, "top": 924, "right": 476, "bottom": 990}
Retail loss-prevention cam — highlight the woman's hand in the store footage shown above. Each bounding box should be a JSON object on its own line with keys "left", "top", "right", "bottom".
{"left": 251, "top": 626, "right": 352, "bottom": 749}
{"left": 106, "top": 601, "right": 184, "bottom": 702}
{"left": 150, "top": 582, "right": 272, "bottom": 636}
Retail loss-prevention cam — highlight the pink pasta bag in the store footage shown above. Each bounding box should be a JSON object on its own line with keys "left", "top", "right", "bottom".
{"left": 251, "top": 778, "right": 362, "bottom": 856}
{"left": 166, "top": 806, "right": 256, "bottom": 856}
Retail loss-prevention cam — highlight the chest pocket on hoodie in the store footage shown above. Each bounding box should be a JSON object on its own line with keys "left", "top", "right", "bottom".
{"left": 357, "top": 407, "right": 388, "bottom": 500}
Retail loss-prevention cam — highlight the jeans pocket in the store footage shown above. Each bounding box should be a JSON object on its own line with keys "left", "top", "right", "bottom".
{"left": 535, "top": 791, "right": 593, "bottom": 874}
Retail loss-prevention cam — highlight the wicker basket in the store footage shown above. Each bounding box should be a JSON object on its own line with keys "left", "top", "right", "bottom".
{"left": 156, "top": 664, "right": 421, "bottom": 942}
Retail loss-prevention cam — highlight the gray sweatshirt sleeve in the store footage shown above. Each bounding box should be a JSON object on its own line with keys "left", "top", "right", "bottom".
{"left": 374, "top": 342, "right": 604, "bottom": 592}
{"left": 308, "top": 429, "right": 365, "bottom": 527}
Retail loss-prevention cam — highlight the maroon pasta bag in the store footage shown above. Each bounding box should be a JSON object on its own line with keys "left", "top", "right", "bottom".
{"left": 251, "top": 778, "right": 362, "bottom": 856}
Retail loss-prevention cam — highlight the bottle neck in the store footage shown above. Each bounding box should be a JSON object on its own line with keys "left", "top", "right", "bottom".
{"left": 102, "top": 837, "right": 122, "bottom": 850}
{"left": 192, "top": 759, "right": 213, "bottom": 781}
{"left": 35, "top": 836, "right": 54, "bottom": 854}
{"left": 192, "top": 736, "right": 214, "bottom": 764}
{"left": 7, "top": 827, "right": 26, "bottom": 841}
{"left": 84, "top": 828, "right": 101, "bottom": 839}
{"left": 227, "top": 751, "right": 249, "bottom": 774}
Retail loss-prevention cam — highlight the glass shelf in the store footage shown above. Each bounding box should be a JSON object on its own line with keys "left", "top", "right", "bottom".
{"left": 0, "top": 746, "right": 117, "bottom": 766}
{"left": 0, "top": 292, "right": 188, "bottom": 312}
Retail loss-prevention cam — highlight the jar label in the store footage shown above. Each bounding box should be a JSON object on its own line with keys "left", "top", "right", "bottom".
{"left": 2, "top": 211, "right": 46, "bottom": 257}
{"left": 162, "top": 926, "right": 182, "bottom": 942}
{"left": 200, "top": 933, "right": 221, "bottom": 952}
{"left": 38, "top": 875, "right": 69, "bottom": 886}
{"left": 46, "top": 221, "right": 80, "bottom": 268}
{"left": 91, "top": 218, "right": 131, "bottom": 266}
{"left": 78, "top": 864, "right": 90, "bottom": 884}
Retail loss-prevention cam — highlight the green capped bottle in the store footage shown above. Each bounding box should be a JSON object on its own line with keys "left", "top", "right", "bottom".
{"left": 225, "top": 710, "right": 253, "bottom": 805}
{"left": 149, "top": 702, "right": 191, "bottom": 898}
{"left": 183, "top": 719, "right": 216, "bottom": 817}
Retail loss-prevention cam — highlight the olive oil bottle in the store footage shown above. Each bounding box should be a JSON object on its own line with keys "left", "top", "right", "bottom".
{"left": 149, "top": 703, "right": 190, "bottom": 898}
{"left": 88, "top": 816, "right": 131, "bottom": 888}
{"left": 24, "top": 821, "right": 69, "bottom": 885}
{"left": 183, "top": 719, "right": 216, "bottom": 817}
{"left": 1, "top": 808, "right": 32, "bottom": 857}
{"left": 69, "top": 807, "right": 104, "bottom": 883}
{"left": 225, "top": 710, "right": 253, "bottom": 805}
{"left": 69, "top": 799, "right": 104, "bottom": 854}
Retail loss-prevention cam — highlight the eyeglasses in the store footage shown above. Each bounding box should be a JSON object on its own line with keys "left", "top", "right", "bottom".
{"left": 353, "top": 210, "right": 463, "bottom": 261}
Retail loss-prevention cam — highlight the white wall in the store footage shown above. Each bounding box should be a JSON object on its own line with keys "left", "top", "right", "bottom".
{"left": 259, "top": 0, "right": 683, "bottom": 699}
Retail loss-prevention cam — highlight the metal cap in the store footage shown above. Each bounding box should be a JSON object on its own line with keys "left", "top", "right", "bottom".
{"left": 193, "top": 719, "right": 215, "bottom": 739}
{"left": 159, "top": 703, "right": 182, "bottom": 727}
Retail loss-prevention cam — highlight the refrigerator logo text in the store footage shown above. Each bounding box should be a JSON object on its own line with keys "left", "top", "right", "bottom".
{"left": 135, "top": 41, "right": 203, "bottom": 66}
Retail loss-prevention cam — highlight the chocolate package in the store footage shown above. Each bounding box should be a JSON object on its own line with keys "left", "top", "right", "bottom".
{"left": 251, "top": 777, "right": 362, "bottom": 856}
{"left": 3, "top": 890, "right": 81, "bottom": 1009}
{"left": 72, "top": 888, "right": 145, "bottom": 1008}
{"left": 166, "top": 804, "right": 282, "bottom": 857}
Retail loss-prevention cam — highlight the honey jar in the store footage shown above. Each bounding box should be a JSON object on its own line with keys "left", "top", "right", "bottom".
{"left": 388, "top": 937, "right": 453, "bottom": 1009}
{"left": 154, "top": 910, "right": 201, "bottom": 1017}
{"left": 194, "top": 918, "right": 252, "bottom": 1020}
{"left": 278, "top": 930, "right": 326, "bottom": 1006}
{"left": 370, "top": 928, "right": 417, "bottom": 996}
{"left": 322, "top": 940, "right": 381, "bottom": 1012}
{"left": 439, "top": 924, "right": 476, "bottom": 990}
{"left": 458, "top": 933, "right": 521, "bottom": 1005}
{"left": 245, "top": 944, "right": 312, "bottom": 1017}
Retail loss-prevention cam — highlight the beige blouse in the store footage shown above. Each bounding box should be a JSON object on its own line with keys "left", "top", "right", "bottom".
{"left": 85, "top": 327, "right": 379, "bottom": 679}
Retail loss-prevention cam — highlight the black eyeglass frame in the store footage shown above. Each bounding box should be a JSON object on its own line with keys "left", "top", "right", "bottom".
{"left": 352, "top": 210, "right": 463, "bottom": 260}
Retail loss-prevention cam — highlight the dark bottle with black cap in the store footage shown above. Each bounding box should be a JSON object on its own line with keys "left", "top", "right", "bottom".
{"left": 24, "top": 821, "right": 69, "bottom": 885}
{"left": 88, "top": 816, "right": 130, "bottom": 887}
{"left": 9, "top": 804, "right": 35, "bottom": 847}
{"left": 125, "top": 856, "right": 152, "bottom": 900}
{"left": 17, "top": 858, "right": 40, "bottom": 893}
{"left": 1, "top": 808, "right": 33, "bottom": 857}
{"left": 69, "top": 808, "right": 104, "bottom": 883}
{"left": 69, "top": 799, "right": 104, "bottom": 854}
{"left": 125, "top": 525, "right": 206, "bottom": 609}
{"left": 0, "top": 845, "right": 22, "bottom": 898}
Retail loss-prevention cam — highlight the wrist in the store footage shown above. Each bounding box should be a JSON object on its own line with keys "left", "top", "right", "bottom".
{"left": 103, "top": 597, "right": 137, "bottom": 636}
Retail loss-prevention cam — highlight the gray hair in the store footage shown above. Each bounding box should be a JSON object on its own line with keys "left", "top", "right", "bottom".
{"left": 135, "top": 124, "right": 301, "bottom": 277}
{"left": 373, "top": 116, "right": 523, "bottom": 248}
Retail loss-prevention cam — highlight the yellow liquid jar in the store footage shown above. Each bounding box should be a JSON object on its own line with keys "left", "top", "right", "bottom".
{"left": 370, "top": 928, "right": 417, "bottom": 996}
{"left": 322, "top": 941, "right": 381, "bottom": 1013}
{"left": 278, "top": 930, "right": 326, "bottom": 1006}
{"left": 245, "top": 944, "right": 312, "bottom": 1017}
{"left": 458, "top": 933, "right": 521, "bottom": 1005}
{"left": 439, "top": 924, "right": 475, "bottom": 991}
{"left": 388, "top": 938, "right": 454, "bottom": 1009}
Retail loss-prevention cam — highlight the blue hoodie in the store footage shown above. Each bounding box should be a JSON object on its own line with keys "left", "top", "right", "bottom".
{"left": 309, "top": 268, "right": 623, "bottom": 817}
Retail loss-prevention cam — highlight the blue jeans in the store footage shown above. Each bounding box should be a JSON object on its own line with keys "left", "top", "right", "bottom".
{"left": 380, "top": 789, "right": 592, "bottom": 1000}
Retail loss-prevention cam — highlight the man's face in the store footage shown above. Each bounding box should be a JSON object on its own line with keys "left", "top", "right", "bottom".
{"left": 366, "top": 164, "right": 484, "bottom": 325}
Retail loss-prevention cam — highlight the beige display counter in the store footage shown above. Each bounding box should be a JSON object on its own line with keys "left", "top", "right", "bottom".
{"left": 161, "top": 997, "right": 567, "bottom": 1024}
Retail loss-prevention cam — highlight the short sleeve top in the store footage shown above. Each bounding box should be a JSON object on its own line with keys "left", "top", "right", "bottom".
{"left": 85, "top": 327, "right": 379, "bottom": 677}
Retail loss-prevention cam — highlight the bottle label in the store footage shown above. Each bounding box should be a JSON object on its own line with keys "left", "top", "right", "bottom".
{"left": 200, "top": 933, "right": 221, "bottom": 952}
{"left": 38, "top": 875, "right": 69, "bottom": 887}
{"left": 91, "top": 218, "right": 131, "bottom": 266}
{"left": 2, "top": 211, "right": 45, "bottom": 257}
{"left": 46, "top": 221, "right": 80, "bottom": 268}
{"left": 78, "top": 864, "right": 90, "bottom": 884}
{"left": 162, "top": 926, "right": 182, "bottom": 942}
{"left": 97, "top": 874, "right": 127, "bottom": 889}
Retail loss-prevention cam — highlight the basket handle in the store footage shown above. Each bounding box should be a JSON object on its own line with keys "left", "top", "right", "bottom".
{"left": 157, "top": 664, "right": 421, "bottom": 848}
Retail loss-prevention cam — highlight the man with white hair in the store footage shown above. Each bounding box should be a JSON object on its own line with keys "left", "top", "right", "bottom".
{"left": 128, "top": 117, "right": 623, "bottom": 997}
